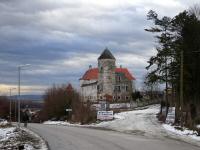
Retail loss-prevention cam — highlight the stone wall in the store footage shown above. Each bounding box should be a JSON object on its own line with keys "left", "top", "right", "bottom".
{"left": 98, "top": 59, "right": 116, "bottom": 99}
{"left": 113, "top": 72, "right": 133, "bottom": 101}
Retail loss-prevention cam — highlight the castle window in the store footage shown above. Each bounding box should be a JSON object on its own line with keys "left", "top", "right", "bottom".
{"left": 98, "top": 84, "right": 103, "bottom": 92}
{"left": 114, "top": 86, "right": 121, "bottom": 92}
{"left": 118, "top": 96, "right": 121, "bottom": 100}
{"left": 100, "top": 67, "right": 103, "bottom": 73}
{"left": 117, "top": 76, "right": 121, "bottom": 82}
{"left": 116, "top": 86, "right": 121, "bottom": 92}
{"left": 125, "top": 85, "right": 128, "bottom": 91}
{"left": 126, "top": 96, "right": 129, "bottom": 100}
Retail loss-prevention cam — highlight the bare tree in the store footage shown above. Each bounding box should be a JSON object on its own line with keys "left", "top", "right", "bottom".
{"left": 189, "top": 4, "right": 200, "bottom": 20}
{"left": 0, "top": 96, "right": 9, "bottom": 119}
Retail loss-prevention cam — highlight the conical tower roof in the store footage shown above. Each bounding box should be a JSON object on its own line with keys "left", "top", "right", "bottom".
{"left": 98, "top": 48, "right": 115, "bottom": 60}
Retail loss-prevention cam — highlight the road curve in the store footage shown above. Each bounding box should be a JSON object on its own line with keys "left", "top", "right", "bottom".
{"left": 28, "top": 123, "right": 199, "bottom": 150}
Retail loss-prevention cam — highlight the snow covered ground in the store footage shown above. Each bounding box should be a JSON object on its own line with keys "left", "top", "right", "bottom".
{"left": 94, "top": 105, "right": 165, "bottom": 137}
{"left": 0, "top": 126, "right": 16, "bottom": 142}
{"left": 0, "top": 121, "right": 48, "bottom": 150}
{"left": 163, "top": 124, "right": 200, "bottom": 141}
{"left": 44, "top": 105, "right": 200, "bottom": 147}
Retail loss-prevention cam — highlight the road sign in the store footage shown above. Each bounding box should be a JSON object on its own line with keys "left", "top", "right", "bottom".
{"left": 66, "top": 109, "right": 72, "bottom": 112}
{"left": 97, "top": 111, "right": 113, "bottom": 121}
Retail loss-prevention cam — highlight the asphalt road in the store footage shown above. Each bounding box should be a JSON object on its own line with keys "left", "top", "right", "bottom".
{"left": 28, "top": 123, "right": 199, "bottom": 150}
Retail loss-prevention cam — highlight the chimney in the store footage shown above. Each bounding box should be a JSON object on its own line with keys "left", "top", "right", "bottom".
{"left": 89, "top": 65, "right": 92, "bottom": 69}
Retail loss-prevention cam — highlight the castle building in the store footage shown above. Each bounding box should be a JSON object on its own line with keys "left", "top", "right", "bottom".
{"left": 80, "top": 48, "right": 136, "bottom": 102}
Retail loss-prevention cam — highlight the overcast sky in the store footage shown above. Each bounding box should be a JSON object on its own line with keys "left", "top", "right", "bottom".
{"left": 0, "top": 0, "right": 199, "bottom": 95}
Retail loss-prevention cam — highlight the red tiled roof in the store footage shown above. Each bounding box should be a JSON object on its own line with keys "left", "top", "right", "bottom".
{"left": 80, "top": 68, "right": 135, "bottom": 80}
{"left": 80, "top": 68, "right": 99, "bottom": 80}
{"left": 115, "top": 68, "right": 135, "bottom": 80}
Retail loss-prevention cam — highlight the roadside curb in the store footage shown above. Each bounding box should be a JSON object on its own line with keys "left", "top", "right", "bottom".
{"left": 22, "top": 127, "right": 50, "bottom": 150}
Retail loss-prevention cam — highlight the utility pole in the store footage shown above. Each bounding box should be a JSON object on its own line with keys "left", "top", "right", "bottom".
{"left": 9, "top": 89, "right": 12, "bottom": 123}
{"left": 9, "top": 88, "right": 16, "bottom": 123}
{"left": 18, "top": 66, "right": 21, "bottom": 128}
{"left": 15, "top": 95, "right": 17, "bottom": 122}
{"left": 17, "top": 64, "right": 31, "bottom": 128}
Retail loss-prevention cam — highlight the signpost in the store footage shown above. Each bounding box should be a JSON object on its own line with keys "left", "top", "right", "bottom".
{"left": 97, "top": 111, "right": 113, "bottom": 121}
{"left": 66, "top": 109, "right": 72, "bottom": 112}
{"left": 66, "top": 108, "right": 72, "bottom": 121}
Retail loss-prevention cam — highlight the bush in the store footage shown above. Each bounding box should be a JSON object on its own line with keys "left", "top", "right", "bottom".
{"left": 0, "top": 96, "right": 9, "bottom": 119}
{"left": 71, "top": 101, "right": 97, "bottom": 124}
{"left": 42, "top": 84, "right": 78, "bottom": 120}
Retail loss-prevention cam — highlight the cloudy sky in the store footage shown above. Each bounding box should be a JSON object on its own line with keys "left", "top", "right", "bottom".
{"left": 0, "top": 0, "right": 199, "bottom": 95}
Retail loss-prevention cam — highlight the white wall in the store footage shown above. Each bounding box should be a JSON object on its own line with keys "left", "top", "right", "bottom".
{"left": 80, "top": 79, "right": 98, "bottom": 102}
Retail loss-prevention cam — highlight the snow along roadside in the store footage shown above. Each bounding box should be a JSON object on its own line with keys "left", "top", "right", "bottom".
{"left": 43, "top": 105, "right": 200, "bottom": 147}
{"left": 0, "top": 122, "right": 48, "bottom": 150}
{"left": 22, "top": 127, "right": 49, "bottom": 150}
{"left": 163, "top": 124, "right": 200, "bottom": 142}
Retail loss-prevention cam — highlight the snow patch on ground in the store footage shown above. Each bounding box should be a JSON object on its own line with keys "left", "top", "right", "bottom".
{"left": 0, "top": 125, "right": 48, "bottom": 150}
{"left": 163, "top": 124, "right": 200, "bottom": 141}
{"left": 0, "top": 121, "right": 8, "bottom": 126}
{"left": 23, "top": 127, "right": 48, "bottom": 150}
{"left": 43, "top": 121, "right": 75, "bottom": 126}
{"left": 197, "top": 125, "right": 200, "bottom": 129}
{"left": 0, "top": 127, "right": 16, "bottom": 142}
{"left": 93, "top": 105, "right": 164, "bottom": 137}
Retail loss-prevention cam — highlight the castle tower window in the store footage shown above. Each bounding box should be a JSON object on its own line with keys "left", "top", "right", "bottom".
{"left": 100, "top": 67, "right": 103, "bottom": 73}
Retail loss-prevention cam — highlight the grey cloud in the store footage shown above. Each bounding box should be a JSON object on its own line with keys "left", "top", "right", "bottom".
{"left": 0, "top": 0, "right": 197, "bottom": 93}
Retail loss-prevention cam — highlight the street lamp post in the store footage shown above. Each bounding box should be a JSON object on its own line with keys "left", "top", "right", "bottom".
{"left": 9, "top": 88, "right": 16, "bottom": 123}
{"left": 18, "top": 64, "right": 30, "bottom": 128}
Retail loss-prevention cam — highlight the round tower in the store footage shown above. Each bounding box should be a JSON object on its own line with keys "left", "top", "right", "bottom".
{"left": 98, "top": 48, "right": 116, "bottom": 100}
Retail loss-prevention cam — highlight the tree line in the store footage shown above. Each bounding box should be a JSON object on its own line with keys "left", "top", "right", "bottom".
{"left": 145, "top": 5, "right": 200, "bottom": 129}
{"left": 41, "top": 84, "right": 96, "bottom": 124}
